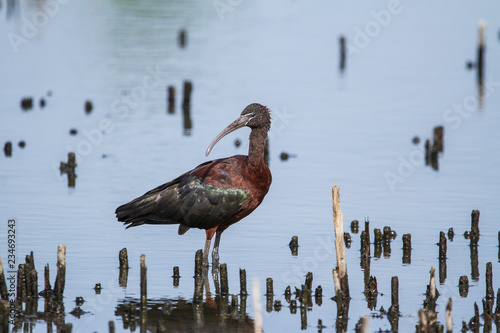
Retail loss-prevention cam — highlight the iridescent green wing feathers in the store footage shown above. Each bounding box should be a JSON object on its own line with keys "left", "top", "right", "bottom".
{"left": 115, "top": 158, "right": 249, "bottom": 231}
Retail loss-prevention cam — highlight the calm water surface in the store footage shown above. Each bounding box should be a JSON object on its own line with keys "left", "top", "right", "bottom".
{"left": 1, "top": 0, "right": 500, "bottom": 332}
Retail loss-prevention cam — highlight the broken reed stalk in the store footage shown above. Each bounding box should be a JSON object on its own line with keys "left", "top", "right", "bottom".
{"left": 26, "top": 253, "right": 38, "bottom": 297}
{"left": 252, "top": 278, "right": 263, "bottom": 333}
{"left": 54, "top": 245, "right": 66, "bottom": 300}
{"left": 470, "top": 209, "right": 480, "bottom": 242}
{"left": 182, "top": 80, "right": 193, "bottom": 108}
{"left": 402, "top": 233, "right": 411, "bottom": 264}
{"left": 173, "top": 266, "right": 180, "bottom": 278}
{"left": 486, "top": 262, "right": 494, "bottom": 299}
{"left": 315, "top": 285, "right": 323, "bottom": 304}
{"left": 266, "top": 278, "right": 274, "bottom": 313}
{"left": 119, "top": 248, "right": 128, "bottom": 270}
{"left": 0, "top": 256, "right": 8, "bottom": 300}
{"left": 172, "top": 266, "right": 180, "bottom": 287}
{"left": 119, "top": 248, "right": 129, "bottom": 287}
{"left": 305, "top": 272, "right": 313, "bottom": 291}
{"left": 220, "top": 264, "right": 229, "bottom": 295}
{"left": 140, "top": 254, "right": 147, "bottom": 309}
{"left": 389, "top": 276, "right": 399, "bottom": 314}
{"left": 44, "top": 264, "right": 50, "bottom": 292}
{"left": 266, "top": 278, "right": 273, "bottom": 296}
{"left": 438, "top": 231, "right": 447, "bottom": 260}
{"left": 193, "top": 250, "right": 204, "bottom": 303}
{"left": 459, "top": 275, "right": 469, "bottom": 297}
{"left": 446, "top": 298, "right": 452, "bottom": 333}
{"left": 194, "top": 249, "right": 203, "bottom": 277}
{"left": 332, "top": 185, "right": 348, "bottom": 296}
{"left": 239, "top": 268, "right": 247, "bottom": 295}
{"left": 16, "top": 264, "right": 25, "bottom": 301}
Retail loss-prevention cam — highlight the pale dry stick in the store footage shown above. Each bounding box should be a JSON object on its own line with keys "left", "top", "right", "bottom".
{"left": 429, "top": 267, "right": 436, "bottom": 299}
{"left": 361, "top": 315, "right": 370, "bottom": 333}
{"left": 54, "top": 245, "right": 66, "bottom": 300}
{"left": 252, "top": 278, "right": 263, "bottom": 333}
{"left": 418, "top": 309, "right": 428, "bottom": 332}
{"left": 446, "top": 298, "right": 452, "bottom": 332}
{"left": 332, "top": 269, "right": 341, "bottom": 298}
{"left": 332, "top": 185, "right": 347, "bottom": 279}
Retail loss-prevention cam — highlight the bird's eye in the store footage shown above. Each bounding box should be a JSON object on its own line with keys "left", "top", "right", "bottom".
{"left": 249, "top": 113, "right": 256, "bottom": 118}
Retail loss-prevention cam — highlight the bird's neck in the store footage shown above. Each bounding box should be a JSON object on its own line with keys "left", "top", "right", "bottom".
{"left": 248, "top": 128, "right": 267, "bottom": 168}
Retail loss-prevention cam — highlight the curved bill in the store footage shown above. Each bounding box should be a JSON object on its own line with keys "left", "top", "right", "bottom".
{"left": 205, "top": 113, "right": 253, "bottom": 156}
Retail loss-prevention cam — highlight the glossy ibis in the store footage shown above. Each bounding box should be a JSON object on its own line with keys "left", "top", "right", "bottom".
{"left": 115, "top": 103, "right": 272, "bottom": 264}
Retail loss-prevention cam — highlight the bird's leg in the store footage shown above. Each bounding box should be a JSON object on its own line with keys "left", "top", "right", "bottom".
{"left": 212, "top": 230, "right": 222, "bottom": 265}
{"left": 211, "top": 231, "right": 222, "bottom": 284}
{"left": 203, "top": 238, "right": 211, "bottom": 267}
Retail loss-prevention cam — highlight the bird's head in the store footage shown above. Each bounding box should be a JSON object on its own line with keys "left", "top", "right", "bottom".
{"left": 206, "top": 103, "right": 271, "bottom": 157}
{"left": 240, "top": 103, "right": 271, "bottom": 131}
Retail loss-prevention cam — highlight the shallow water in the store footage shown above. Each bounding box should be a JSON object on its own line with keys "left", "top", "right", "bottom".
{"left": 1, "top": 0, "right": 500, "bottom": 332}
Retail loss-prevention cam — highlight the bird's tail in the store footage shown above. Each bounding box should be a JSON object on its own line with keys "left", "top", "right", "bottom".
{"left": 115, "top": 187, "right": 176, "bottom": 228}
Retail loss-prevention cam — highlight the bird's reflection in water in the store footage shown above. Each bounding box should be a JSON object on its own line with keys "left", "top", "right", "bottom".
{"left": 114, "top": 264, "right": 253, "bottom": 332}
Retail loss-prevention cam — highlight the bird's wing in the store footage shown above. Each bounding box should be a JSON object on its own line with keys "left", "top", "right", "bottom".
{"left": 115, "top": 157, "right": 250, "bottom": 230}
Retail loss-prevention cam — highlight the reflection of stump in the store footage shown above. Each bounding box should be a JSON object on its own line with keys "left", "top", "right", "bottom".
{"left": 21, "top": 97, "right": 33, "bottom": 111}
{"left": 476, "top": 21, "right": 485, "bottom": 97}
{"left": 339, "top": 36, "right": 346, "bottom": 72}
{"left": 178, "top": 29, "right": 187, "bottom": 48}
{"left": 60, "top": 152, "right": 77, "bottom": 187}
{"left": 288, "top": 236, "right": 299, "bottom": 256}
{"left": 84, "top": 100, "right": 93, "bottom": 114}
{"left": 365, "top": 276, "right": 378, "bottom": 310}
{"left": 167, "top": 86, "right": 175, "bottom": 114}
{"left": 3, "top": 141, "right": 12, "bottom": 157}
{"left": 433, "top": 126, "right": 444, "bottom": 152}
{"left": 424, "top": 126, "right": 444, "bottom": 171}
